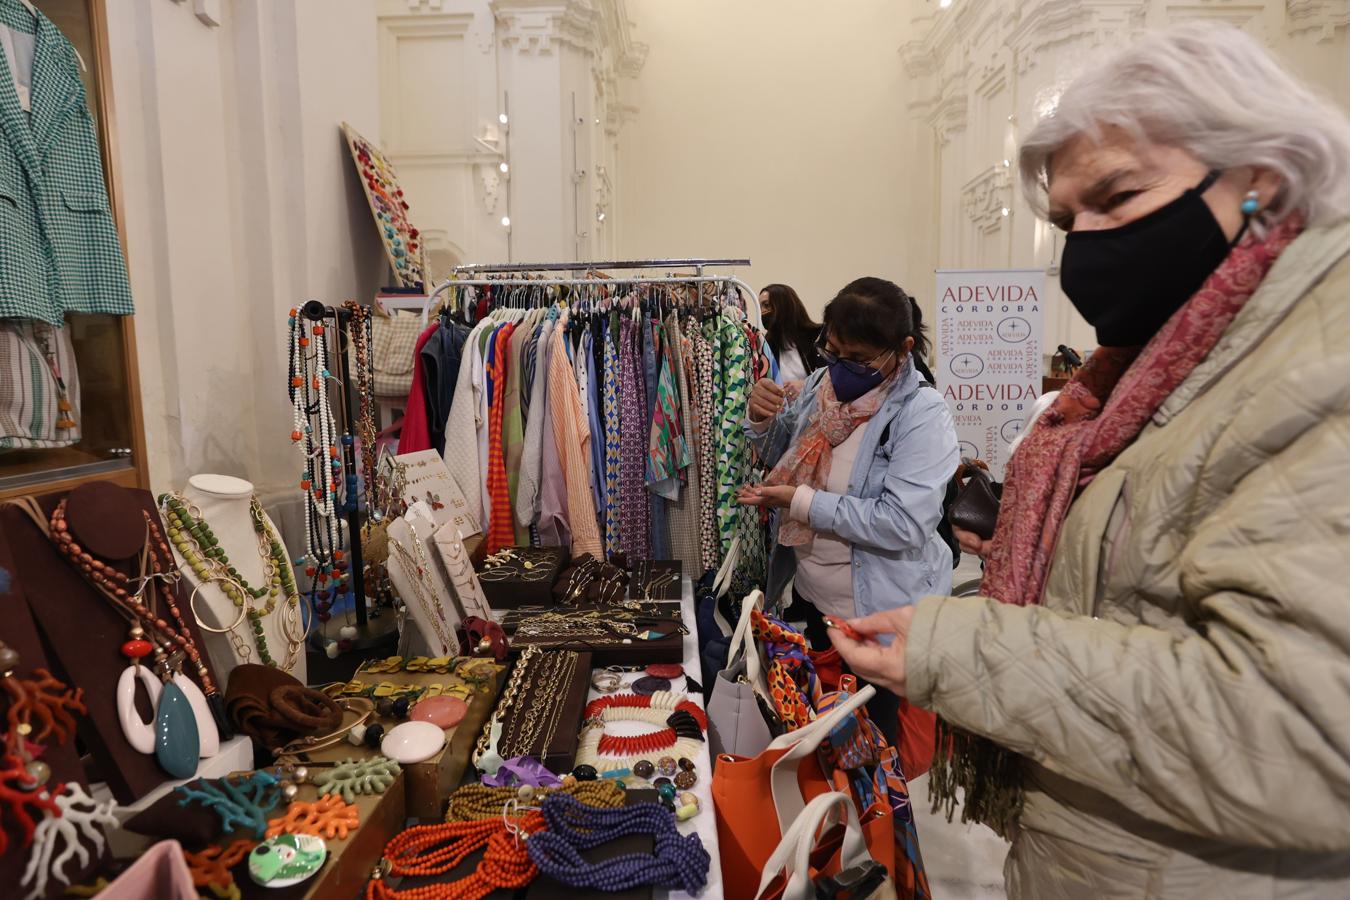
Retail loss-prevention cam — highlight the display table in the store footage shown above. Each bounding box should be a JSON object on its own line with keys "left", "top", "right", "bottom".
{"left": 583, "top": 577, "right": 722, "bottom": 900}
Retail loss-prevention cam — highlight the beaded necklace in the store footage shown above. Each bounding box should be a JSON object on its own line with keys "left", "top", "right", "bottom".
{"left": 287, "top": 309, "right": 350, "bottom": 606}
{"left": 17, "top": 497, "right": 229, "bottom": 736}
{"left": 366, "top": 812, "right": 542, "bottom": 900}
{"left": 445, "top": 781, "right": 623, "bottom": 822}
{"left": 158, "top": 493, "right": 304, "bottom": 671}
{"left": 527, "top": 793, "right": 711, "bottom": 894}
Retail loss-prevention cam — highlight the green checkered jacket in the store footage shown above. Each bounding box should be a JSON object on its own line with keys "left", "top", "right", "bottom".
{"left": 0, "top": 3, "right": 132, "bottom": 325}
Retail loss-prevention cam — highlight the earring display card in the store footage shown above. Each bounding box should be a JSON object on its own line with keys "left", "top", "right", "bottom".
{"left": 342, "top": 122, "right": 426, "bottom": 288}
{"left": 393, "top": 450, "right": 480, "bottom": 537}
{"left": 386, "top": 516, "right": 462, "bottom": 658}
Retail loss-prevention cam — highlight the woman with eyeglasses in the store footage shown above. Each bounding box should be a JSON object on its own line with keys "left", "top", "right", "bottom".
{"left": 738, "top": 276, "right": 959, "bottom": 742}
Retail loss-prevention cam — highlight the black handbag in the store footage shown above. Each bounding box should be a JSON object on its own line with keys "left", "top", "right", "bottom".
{"left": 948, "top": 461, "right": 1001, "bottom": 541}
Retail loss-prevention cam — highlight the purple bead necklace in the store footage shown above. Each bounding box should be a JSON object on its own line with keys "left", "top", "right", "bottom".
{"left": 527, "top": 792, "right": 711, "bottom": 893}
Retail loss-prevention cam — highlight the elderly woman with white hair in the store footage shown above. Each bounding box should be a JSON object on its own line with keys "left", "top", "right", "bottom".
{"left": 830, "top": 22, "right": 1350, "bottom": 898}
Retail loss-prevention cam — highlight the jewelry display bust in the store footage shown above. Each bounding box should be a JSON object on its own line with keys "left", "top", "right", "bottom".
{"left": 168, "top": 474, "right": 307, "bottom": 684}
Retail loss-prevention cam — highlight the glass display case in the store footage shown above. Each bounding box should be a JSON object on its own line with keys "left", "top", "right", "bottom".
{"left": 0, "top": 0, "right": 147, "bottom": 497}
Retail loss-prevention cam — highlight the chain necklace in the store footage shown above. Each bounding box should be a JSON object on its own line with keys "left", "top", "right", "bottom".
{"left": 501, "top": 650, "right": 578, "bottom": 759}
{"left": 342, "top": 300, "right": 379, "bottom": 519}
{"left": 389, "top": 520, "right": 454, "bottom": 655}
{"left": 287, "top": 308, "right": 348, "bottom": 596}
{"left": 159, "top": 493, "right": 304, "bottom": 671}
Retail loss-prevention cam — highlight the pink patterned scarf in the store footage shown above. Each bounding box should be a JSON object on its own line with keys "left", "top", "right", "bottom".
{"left": 764, "top": 370, "right": 898, "bottom": 548}
{"left": 980, "top": 214, "right": 1303, "bottom": 606}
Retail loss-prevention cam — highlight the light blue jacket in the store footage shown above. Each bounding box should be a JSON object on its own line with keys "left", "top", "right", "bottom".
{"left": 747, "top": 360, "right": 959, "bottom": 617}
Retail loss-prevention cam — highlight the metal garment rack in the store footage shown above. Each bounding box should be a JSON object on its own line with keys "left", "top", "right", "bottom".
{"left": 452, "top": 257, "right": 751, "bottom": 274}
{"left": 426, "top": 271, "right": 763, "bottom": 330}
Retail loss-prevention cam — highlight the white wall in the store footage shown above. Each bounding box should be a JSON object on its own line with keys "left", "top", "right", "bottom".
{"left": 375, "top": 0, "right": 644, "bottom": 272}
{"left": 616, "top": 0, "right": 912, "bottom": 315}
{"left": 107, "top": 0, "right": 383, "bottom": 495}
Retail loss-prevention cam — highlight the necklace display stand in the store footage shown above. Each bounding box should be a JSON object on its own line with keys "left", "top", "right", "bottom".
{"left": 171, "top": 474, "right": 307, "bottom": 685}
{"left": 386, "top": 511, "right": 462, "bottom": 658}
{"left": 0, "top": 483, "right": 223, "bottom": 802}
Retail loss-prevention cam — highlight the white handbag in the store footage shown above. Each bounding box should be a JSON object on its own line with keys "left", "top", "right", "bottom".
{"left": 754, "top": 791, "right": 894, "bottom": 900}
{"left": 707, "top": 587, "right": 775, "bottom": 758}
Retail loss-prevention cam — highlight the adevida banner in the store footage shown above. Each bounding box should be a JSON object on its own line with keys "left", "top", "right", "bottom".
{"left": 935, "top": 269, "right": 1043, "bottom": 479}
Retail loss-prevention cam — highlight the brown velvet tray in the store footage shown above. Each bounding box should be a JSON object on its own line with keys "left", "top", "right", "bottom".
{"left": 477, "top": 546, "right": 569, "bottom": 610}
{"left": 629, "top": 560, "right": 683, "bottom": 601}
{"left": 499, "top": 603, "right": 684, "bottom": 666}
{"left": 491, "top": 650, "right": 591, "bottom": 775}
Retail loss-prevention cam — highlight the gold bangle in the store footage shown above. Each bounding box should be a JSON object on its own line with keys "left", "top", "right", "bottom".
{"left": 272, "top": 697, "right": 376, "bottom": 759}
{"left": 187, "top": 577, "right": 250, "bottom": 634}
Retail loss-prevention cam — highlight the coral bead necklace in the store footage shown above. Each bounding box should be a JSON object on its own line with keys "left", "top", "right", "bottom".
{"left": 366, "top": 811, "right": 543, "bottom": 899}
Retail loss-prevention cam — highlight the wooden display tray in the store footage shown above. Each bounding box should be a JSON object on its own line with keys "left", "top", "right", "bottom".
{"left": 630, "top": 560, "right": 683, "bottom": 601}
{"left": 302, "top": 663, "right": 505, "bottom": 821}
{"left": 230, "top": 774, "right": 406, "bottom": 899}
{"left": 499, "top": 603, "right": 685, "bottom": 665}
{"left": 477, "top": 545, "right": 569, "bottom": 609}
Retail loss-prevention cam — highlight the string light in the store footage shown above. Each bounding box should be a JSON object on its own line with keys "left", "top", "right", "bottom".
{"left": 939, "top": 0, "right": 952, "bottom": 8}
{"left": 498, "top": 112, "right": 509, "bottom": 125}
{"left": 499, "top": 162, "right": 509, "bottom": 174}
{"left": 501, "top": 216, "right": 511, "bottom": 228}
{"left": 1001, "top": 207, "right": 1010, "bottom": 217}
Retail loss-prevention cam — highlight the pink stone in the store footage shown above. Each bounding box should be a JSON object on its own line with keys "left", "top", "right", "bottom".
{"left": 410, "top": 696, "right": 468, "bottom": 729}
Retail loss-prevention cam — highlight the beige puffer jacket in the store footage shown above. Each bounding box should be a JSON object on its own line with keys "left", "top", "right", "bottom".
{"left": 907, "top": 218, "right": 1350, "bottom": 899}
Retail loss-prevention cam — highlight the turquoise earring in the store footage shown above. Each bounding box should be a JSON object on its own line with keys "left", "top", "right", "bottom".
{"left": 1241, "top": 190, "right": 1260, "bottom": 216}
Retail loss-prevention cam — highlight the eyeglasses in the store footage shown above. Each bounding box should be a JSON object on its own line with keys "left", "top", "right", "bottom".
{"left": 815, "top": 332, "right": 894, "bottom": 377}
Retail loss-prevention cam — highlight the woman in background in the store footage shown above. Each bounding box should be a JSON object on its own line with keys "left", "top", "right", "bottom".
{"left": 740, "top": 277, "right": 959, "bottom": 743}
{"left": 759, "top": 283, "right": 823, "bottom": 388}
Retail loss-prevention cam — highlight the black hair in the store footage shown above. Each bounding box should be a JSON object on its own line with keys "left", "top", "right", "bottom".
{"left": 822, "top": 277, "right": 932, "bottom": 377}
{"left": 760, "top": 283, "right": 823, "bottom": 373}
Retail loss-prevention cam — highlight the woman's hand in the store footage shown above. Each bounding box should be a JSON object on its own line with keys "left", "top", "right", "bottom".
{"left": 749, "top": 378, "right": 786, "bottom": 423}
{"left": 736, "top": 484, "right": 795, "bottom": 508}
{"left": 953, "top": 525, "right": 991, "bottom": 560}
{"left": 829, "top": 606, "right": 916, "bottom": 696}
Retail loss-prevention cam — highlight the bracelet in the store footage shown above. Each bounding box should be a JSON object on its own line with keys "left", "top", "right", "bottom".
{"left": 272, "top": 697, "right": 376, "bottom": 759}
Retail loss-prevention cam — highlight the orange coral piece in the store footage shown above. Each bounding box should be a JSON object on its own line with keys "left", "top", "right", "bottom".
{"left": 183, "top": 839, "right": 255, "bottom": 889}
{"left": 265, "top": 793, "right": 360, "bottom": 841}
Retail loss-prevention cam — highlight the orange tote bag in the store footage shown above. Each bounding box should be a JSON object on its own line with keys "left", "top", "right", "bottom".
{"left": 712, "top": 685, "right": 896, "bottom": 897}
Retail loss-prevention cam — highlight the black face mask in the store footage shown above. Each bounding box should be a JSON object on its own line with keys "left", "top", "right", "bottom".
{"left": 1060, "top": 170, "right": 1232, "bottom": 347}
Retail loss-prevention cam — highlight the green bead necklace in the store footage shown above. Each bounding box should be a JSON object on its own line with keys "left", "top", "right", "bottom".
{"left": 160, "top": 493, "right": 301, "bottom": 668}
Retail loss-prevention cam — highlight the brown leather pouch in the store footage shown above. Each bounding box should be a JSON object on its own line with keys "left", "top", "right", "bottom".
{"left": 948, "top": 462, "right": 1000, "bottom": 541}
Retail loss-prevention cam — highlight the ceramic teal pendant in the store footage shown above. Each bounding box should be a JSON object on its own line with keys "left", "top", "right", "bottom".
{"left": 249, "top": 834, "right": 327, "bottom": 887}
{"left": 155, "top": 680, "right": 200, "bottom": 778}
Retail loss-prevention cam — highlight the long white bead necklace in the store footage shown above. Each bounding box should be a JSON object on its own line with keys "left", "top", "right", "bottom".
{"left": 287, "top": 309, "right": 342, "bottom": 580}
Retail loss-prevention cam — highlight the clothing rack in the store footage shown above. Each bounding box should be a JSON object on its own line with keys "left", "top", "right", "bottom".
{"left": 452, "top": 257, "right": 751, "bottom": 274}
{"left": 425, "top": 273, "right": 764, "bottom": 331}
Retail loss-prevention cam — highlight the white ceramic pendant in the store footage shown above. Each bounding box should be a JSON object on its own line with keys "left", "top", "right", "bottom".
{"left": 380, "top": 720, "right": 446, "bottom": 764}
{"left": 117, "top": 665, "right": 161, "bottom": 755}
{"left": 173, "top": 672, "right": 220, "bottom": 757}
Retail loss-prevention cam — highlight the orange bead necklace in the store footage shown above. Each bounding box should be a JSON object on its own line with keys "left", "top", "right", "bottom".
{"left": 366, "top": 811, "right": 543, "bottom": 900}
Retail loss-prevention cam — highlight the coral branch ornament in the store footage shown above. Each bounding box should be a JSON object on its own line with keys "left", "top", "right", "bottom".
{"left": 20, "top": 783, "right": 119, "bottom": 900}
{"left": 175, "top": 771, "right": 284, "bottom": 839}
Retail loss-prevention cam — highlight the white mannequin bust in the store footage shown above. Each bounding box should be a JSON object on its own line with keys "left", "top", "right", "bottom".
{"left": 170, "top": 474, "right": 307, "bottom": 684}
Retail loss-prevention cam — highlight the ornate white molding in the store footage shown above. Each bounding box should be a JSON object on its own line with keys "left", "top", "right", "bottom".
{"left": 963, "top": 166, "right": 1012, "bottom": 234}
{"left": 1163, "top": 1, "right": 1265, "bottom": 29}
{"left": 476, "top": 164, "right": 502, "bottom": 213}
{"left": 406, "top": 0, "right": 446, "bottom": 9}
{"left": 1286, "top": 0, "right": 1350, "bottom": 38}
{"left": 492, "top": 0, "right": 600, "bottom": 55}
